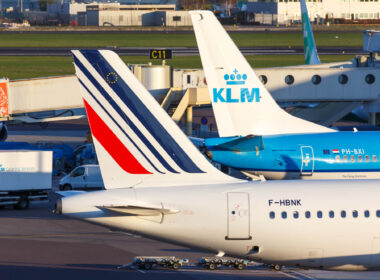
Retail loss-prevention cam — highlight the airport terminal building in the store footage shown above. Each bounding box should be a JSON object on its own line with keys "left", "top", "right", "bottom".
{"left": 248, "top": 0, "right": 380, "bottom": 24}
{"left": 45, "top": 2, "right": 191, "bottom": 27}
{"left": 82, "top": 3, "right": 191, "bottom": 27}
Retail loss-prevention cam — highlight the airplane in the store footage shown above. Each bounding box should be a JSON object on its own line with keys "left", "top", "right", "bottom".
{"left": 191, "top": 10, "right": 380, "bottom": 180}
{"left": 57, "top": 47, "right": 380, "bottom": 271}
{"left": 300, "top": 0, "right": 320, "bottom": 65}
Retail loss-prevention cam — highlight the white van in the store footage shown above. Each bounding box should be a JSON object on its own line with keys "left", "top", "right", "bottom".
{"left": 59, "top": 164, "right": 104, "bottom": 191}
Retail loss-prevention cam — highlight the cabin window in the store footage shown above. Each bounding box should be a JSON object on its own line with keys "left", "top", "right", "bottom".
{"left": 285, "top": 75, "right": 294, "bottom": 85}
{"left": 281, "top": 211, "right": 287, "bottom": 219}
{"left": 352, "top": 210, "right": 358, "bottom": 218}
{"left": 341, "top": 210, "right": 346, "bottom": 218}
{"left": 377, "top": 210, "right": 380, "bottom": 217}
{"left": 335, "top": 155, "right": 340, "bottom": 162}
{"left": 293, "top": 211, "right": 299, "bottom": 219}
{"left": 259, "top": 75, "right": 268, "bottom": 85}
{"left": 373, "top": 155, "right": 377, "bottom": 162}
{"left": 365, "top": 74, "right": 375, "bottom": 84}
{"left": 364, "top": 210, "right": 370, "bottom": 218}
{"left": 312, "top": 75, "right": 322, "bottom": 85}
{"left": 338, "top": 74, "right": 349, "bottom": 84}
{"left": 350, "top": 155, "right": 355, "bottom": 162}
{"left": 269, "top": 211, "right": 275, "bottom": 219}
{"left": 343, "top": 155, "right": 348, "bottom": 162}
{"left": 305, "top": 211, "right": 311, "bottom": 218}
{"left": 317, "top": 211, "right": 323, "bottom": 218}
{"left": 365, "top": 155, "right": 370, "bottom": 162}
{"left": 329, "top": 211, "right": 334, "bottom": 218}
{"left": 358, "top": 155, "right": 363, "bottom": 162}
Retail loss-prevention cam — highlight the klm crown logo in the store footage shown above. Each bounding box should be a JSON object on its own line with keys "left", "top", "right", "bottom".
{"left": 224, "top": 69, "right": 247, "bottom": 86}
{"left": 213, "top": 68, "right": 260, "bottom": 103}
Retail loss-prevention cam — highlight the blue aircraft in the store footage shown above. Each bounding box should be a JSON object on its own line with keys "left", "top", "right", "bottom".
{"left": 191, "top": 10, "right": 380, "bottom": 180}
{"left": 205, "top": 132, "right": 379, "bottom": 180}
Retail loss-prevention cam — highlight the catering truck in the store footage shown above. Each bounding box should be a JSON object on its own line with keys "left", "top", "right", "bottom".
{"left": 0, "top": 150, "right": 52, "bottom": 209}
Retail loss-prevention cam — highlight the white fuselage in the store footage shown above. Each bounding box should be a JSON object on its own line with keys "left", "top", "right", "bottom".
{"left": 61, "top": 179, "right": 380, "bottom": 271}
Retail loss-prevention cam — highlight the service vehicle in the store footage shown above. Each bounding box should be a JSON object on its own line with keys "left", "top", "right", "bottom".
{"left": 59, "top": 164, "right": 104, "bottom": 191}
{"left": 199, "top": 257, "right": 249, "bottom": 270}
{"left": 133, "top": 256, "right": 189, "bottom": 270}
{"left": 73, "top": 143, "right": 97, "bottom": 166}
{"left": 0, "top": 150, "right": 52, "bottom": 209}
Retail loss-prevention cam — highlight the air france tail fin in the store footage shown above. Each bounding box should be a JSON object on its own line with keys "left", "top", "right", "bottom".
{"left": 72, "top": 50, "right": 240, "bottom": 189}
{"left": 301, "top": 0, "right": 321, "bottom": 65}
{"left": 190, "top": 11, "right": 333, "bottom": 137}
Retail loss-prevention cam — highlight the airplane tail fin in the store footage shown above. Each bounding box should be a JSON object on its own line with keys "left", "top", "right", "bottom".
{"left": 72, "top": 50, "right": 240, "bottom": 189}
{"left": 190, "top": 11, "right": 333, "bottom": 137}
{"left": 301, "top": 0, "right": 321, "bottom": 65}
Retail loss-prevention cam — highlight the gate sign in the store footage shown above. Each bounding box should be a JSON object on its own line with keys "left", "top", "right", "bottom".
{"left": 0, "top": 80, "right": 8, "bottom": 117}
{"left": 150, "top": 49, "right": 172, "bottom": 59}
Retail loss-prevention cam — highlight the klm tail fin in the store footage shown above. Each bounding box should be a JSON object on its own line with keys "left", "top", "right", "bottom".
{"left": 72, "top": 50, "right": 240, "bottom": 189}
{"left": 301, "top": 0, "right": 321, "bottom": 65}
{"left": 190, "top": 11, "right": 333, "bottom": 137}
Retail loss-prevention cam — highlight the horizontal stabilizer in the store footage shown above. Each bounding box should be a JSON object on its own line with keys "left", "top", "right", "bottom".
{"left": 206, "top": 135, "right": 264, "bottom": 152}
{"left": 188, "top": 136, "right": 205, "bottom": 148}
{"left": 55, "top": 191, "right": 85, "bottom": 198}
{"left": 98, "top": 204, "right": 179, "bottom": 216}
{"left": 217, "top": 135, "right": 264, "bottom": 152}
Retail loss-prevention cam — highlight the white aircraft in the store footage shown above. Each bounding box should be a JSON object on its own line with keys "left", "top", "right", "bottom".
{"left": 190, "top": 11, "right": 380, "bottom": 181}
{"left": 56, "top": 48, "right": 380, "bottom": 271}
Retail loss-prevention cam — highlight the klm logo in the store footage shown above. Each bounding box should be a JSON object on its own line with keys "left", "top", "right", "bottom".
{"left": 213, "top": 69, "right": 260, "bottom": 103}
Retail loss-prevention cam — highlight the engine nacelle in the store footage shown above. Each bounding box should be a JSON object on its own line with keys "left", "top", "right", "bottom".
{"left": 0, "top": 123, "right": 8, "bottom": 142}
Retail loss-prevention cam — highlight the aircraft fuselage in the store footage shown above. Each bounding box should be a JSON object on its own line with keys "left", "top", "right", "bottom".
{"left": 206, "top": 131, "right": 380, "bottom": 180}
{"left": 60, "top": 179, "right": 380, "bottom": 271}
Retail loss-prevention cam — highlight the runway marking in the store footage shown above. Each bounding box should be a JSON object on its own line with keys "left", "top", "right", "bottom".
{"left": 279, "top": 270, "right": 319, "bottom": 280}
{"left": 134, "top": 268, "right": 146, "bottom": 274}
{"left": 291, "top": 270, "right": 318, "bottom": 280}
{"left": 278, "top": 270, "right": 306, "bottom": 280}
{"left": 117, "top": 262, "right": 132, "bottom": 269}
{"left": 117, "top": 264, "right": 146, "bottom": 274}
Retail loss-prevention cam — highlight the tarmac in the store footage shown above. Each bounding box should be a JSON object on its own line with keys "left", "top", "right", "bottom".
{"left": 1, "top": 201, "right": 380, "bottom": 280}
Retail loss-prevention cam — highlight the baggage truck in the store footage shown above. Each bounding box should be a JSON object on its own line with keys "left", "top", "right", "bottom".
{"left": 199, "top": 257, "right": 249, "bottom": 270}
{"left": 132, "top": 256, "right": 189, "bottom": 270}
{"left": 0, "top": 150, "right": 52, "bottom": 209}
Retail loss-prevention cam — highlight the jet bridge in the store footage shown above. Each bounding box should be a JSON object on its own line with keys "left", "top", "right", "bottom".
{"left": 168, "top": 59, "right": 380, "bottom": 132}
{"left": 0, "top": 76, "right": 83, "bottom": 123}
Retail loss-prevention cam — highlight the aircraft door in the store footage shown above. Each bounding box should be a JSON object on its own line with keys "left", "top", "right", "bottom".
{"left": 226, "top": 192, "right": 251, "bottom": 240}
{"left": 300, "top": 146, "right": 314, "bottom": 176}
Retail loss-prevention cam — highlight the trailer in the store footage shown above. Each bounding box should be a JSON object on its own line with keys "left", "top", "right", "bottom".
{"left": 199, "top": 257, "right": 249, "bottom": 270}
{"left": 133, "top": 256, "right": 189, "bottom": 270}
{"left": 0, "top": 150, "right": 53, "bottom": 209}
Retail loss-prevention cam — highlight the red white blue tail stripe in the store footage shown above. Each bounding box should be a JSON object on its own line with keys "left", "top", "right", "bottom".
{"left": 73, "top": 49, "right": 207, "bottom": 175}
{"left": 72, "top": 50, "right": 241, "bottom": 189}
